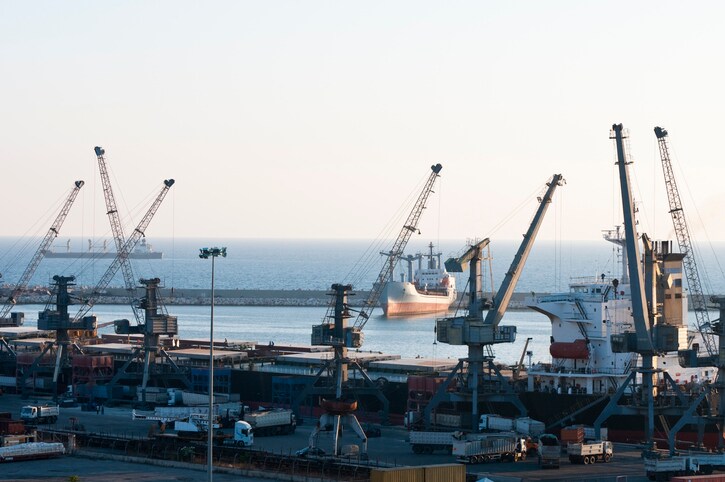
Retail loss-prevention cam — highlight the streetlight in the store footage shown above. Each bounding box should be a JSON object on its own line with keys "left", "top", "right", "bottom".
{"left": 199, "top": 246, "right": 226, "bottom": 482}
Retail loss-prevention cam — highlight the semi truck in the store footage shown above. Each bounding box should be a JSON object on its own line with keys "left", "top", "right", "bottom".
{"left": 452, "top": 435, "right": 527, "bottom": 464}
{"left": 222, "top": 421, "right": 254, "bottom": 447}
{"left": 643, "top": 451, "right": 723, "bottom": 480}
{"left": 409, "top": 431, "right": 460, "bottom": 454}
{"left": 538, "top": 433, "right": 561, "bottom": 469}
{"left": 243, "top": 409, "right": 296, "bottom": 436}
{"left": 20, "top": 405, "right": 59, "bottom": 424}
{"left": 567, "top": 441, "right": 613, "bottom": 464}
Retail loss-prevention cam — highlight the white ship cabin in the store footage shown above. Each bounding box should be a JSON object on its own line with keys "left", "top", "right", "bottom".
{"left": 526, "top": 241, "right": 707, "bottom": 395}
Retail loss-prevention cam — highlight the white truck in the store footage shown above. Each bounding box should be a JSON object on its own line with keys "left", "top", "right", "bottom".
{"left": 514, "top": 417, "right": 545, "bottom": 438}
{"left": 479, "top": 414, "right": 514, "bottom": 432}
{"left": 452, "top": 435, "right": 527, "bottom": 464}
{"left": 20, "top": 405, "right": 59, "bottom": 424}
{"left": 643, "top": 451, "right": 722, "bottom": 481}
{"left": 537, "top": 433, "right": 561, "bottom": 469}
{"left": 409, "top": 431, "right": 460, "bottom": 454}
{"left": 243, "top": 409, "right": 296, "bottom": 436}
{"left": 223, "top": 421, "right": 254, "bottom": 447}
{"left": 567, "top": 441, "right": 613, "bottom": 464}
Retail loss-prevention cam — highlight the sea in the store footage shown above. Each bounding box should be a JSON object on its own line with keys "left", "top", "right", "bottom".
{"left": 2, "top": 236, "right": 725, "bottom": 365}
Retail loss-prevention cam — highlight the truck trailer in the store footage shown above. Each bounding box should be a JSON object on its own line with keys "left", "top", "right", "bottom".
{"left": 243, "top": 409, "right": 296, "bottom": 436}
{"left": 538, "top": 433, "right": 561, "bottom": 469}
{"left": 567, "top": 441, "right": 613, "bottom": 464}
{"left": 452, "top": 435, "right": 527, "bottom": 464}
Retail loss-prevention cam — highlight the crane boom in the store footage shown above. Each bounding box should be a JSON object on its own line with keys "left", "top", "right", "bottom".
{"left": 352, "top": 163, "right": 442, "bottom": 331}
{"left": 94, "top": 146, "right": 141, "bottom": 324}
{"left": 0, "top": 180, "right": 84, "bottom": 319}
{"left": 484, "top": 173, "right": 565, "bottom": 327}
{"left": 74, "top": 179, "right": 175, "bottom": 321}
{"left": 654, "top": 126, "right": 717, "bottom": 358}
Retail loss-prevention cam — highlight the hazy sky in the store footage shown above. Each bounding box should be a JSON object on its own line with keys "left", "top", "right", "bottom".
{"left": 2, "top": 1, "right": 724, "bottom": 243}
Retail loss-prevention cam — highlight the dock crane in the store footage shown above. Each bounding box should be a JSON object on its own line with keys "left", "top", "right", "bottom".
{"left": 73, "top": 178, "right": 175, "bottom": 322}
{"left": 654, "top": 126, "right": 725, "bottom": 452}
{"left": 654, "top": 127, "right": 717, "bottom": 365}
{"left": 94, "top": 146, "right": 142, "bottom": 324}
{"left": 299, "top": 164, "right": 443, "bottom": 457}
{"left": 424, "top": 173, "right": 564, "bottom": 431}
{"left": 18, "top": 178, "right": 175, "bottom": 398}
{"left": 0, "top": 180, "right": 84, "bottom": 328}
{"left": 593, "top": 124, "right": 688, "bottom": 448}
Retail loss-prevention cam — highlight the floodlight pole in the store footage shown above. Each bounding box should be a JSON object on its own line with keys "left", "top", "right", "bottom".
{"left": 199, "top": 247, "right": 226, "bottom": 482}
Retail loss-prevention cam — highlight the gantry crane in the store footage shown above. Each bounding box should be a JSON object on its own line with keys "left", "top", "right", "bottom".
{"left": 424, "top": 174, "right": 564, "bottom": 431}
{"left": 0, "top": 180, "right": 84, "bottom": 328}
{"left": 299, "top": 163, "right": 443, "bottom": 457}
{"left": 94, "top": 146, "right": 142, "bottom": 324}
{"left": 654, "top": 127, "right": 718, "bottom": 365}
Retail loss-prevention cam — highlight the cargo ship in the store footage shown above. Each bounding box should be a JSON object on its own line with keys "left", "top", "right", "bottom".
{"left": 380, "top": 243, "right": 457, "bottom": 316}
{"left": 43, "top": 238, "right": 162, "bottom": 260}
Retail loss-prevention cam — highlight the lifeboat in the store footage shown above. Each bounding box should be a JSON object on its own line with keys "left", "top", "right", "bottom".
{"left": 320, "top": 398, "right": 358, "bottom": 414}
{"left": 550, "top": 339, "right": 589, "bottom": 359}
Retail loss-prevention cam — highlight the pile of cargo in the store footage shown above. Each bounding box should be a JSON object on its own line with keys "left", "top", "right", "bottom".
{"left": 478, "top": 414, "right": 545, "bottom": 437}
{"left": 0, "top": 442, "right": 65, "bottom": 462}
{"left": 561, "top": 424, "right": 608, "bottom": 443}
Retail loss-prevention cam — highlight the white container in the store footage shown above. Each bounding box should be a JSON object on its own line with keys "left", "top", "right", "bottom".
{"left": 514, "top": 417, "right": 545, "bottom": 437}
{"left": 479, "top": 414, "right": 514, "bottom": 431}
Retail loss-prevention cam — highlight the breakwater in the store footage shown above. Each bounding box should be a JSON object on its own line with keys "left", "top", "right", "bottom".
{"left": 3, "top": 287, "right": 539, "bottom": 309}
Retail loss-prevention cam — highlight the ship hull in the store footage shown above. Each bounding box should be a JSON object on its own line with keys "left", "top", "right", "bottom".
{"left": 43, "top": 251, "right": 162, "bottom": 259}
{"left": 381, "top": 281, "right": 456, "bottom": 316}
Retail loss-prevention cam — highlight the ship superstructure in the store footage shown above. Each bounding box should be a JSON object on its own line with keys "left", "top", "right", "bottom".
{"left": 526, "top": 237, "right": 705, "bottom": 396}
{"left": 381, "top": 243, "right": 456, "bottom": 316}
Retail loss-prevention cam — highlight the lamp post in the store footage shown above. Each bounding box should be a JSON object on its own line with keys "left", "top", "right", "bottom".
{"left": 199, "top": 246, "right": 226, "bottom": 482}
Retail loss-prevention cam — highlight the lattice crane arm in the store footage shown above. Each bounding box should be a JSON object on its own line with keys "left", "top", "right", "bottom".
{"left": 655, "top": 126, "right": 717, "bottom": 358}
{"left": 94, "top": 146, "right": 141, "bottom": 324}
{"left": 353, "top": 163, "right": 442, "bottom": 331}
{"left": 1, "top": 180, "right": 84, "bottom": 319}
{"left": 74, "top": 178, "right": 175, "bottom": 321}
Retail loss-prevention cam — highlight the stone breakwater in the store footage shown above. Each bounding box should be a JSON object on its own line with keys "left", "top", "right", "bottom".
{"left": 3, "top": 287, "right": 538, "bottom": 309}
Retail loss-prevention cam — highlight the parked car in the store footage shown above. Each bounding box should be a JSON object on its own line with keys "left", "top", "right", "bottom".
{"left": 362, "top": 424, "right": 382, "bottom": 438}
{"left": 295, "top": 446, "right": 326, "bottom": 458}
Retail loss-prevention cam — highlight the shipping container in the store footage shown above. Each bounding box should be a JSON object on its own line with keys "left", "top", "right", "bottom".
{"left": 422, "top": 463, "right": 466, "bottom": 482}
{"left": 561, "top": 426, "right": 585, "bottom": 444}
{"left": 370, "top": 466, "right": 424, "bottom": 482}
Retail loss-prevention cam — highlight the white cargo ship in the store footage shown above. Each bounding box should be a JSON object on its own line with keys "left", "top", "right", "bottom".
{"left": 381, "top": 243, "right": 457, "bottom": 316}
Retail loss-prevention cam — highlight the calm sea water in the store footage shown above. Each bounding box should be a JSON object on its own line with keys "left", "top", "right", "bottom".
{"left": 3, "top": 236, "right": 725, "bottom": 293}
{"left": 2, "top": 236, "right": 725, "bottom": 365}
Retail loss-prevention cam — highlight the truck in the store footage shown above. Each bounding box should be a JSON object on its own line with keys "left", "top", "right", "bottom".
{"left": 0, "top": 442, "right": 65, "bottom": 462}
{"left": 222, "top": 420, "right": 254, "bottom": 447}
{"left": 514, "top": 417, "right": 545, "bottom": 438}
{"left": 242, "top": 408, "right": 296, "bottom": 436}
{"left": 167, "top": 388, "right": 230, "bottom": 406}
{"left": 538, "top": 433, "right": 561, "bottom": 469}
{"left": 567, "top": 441, "right": 613, "bottom": 464}
{"left": 409, "top": 431, "right": 460, "bottom": 454}
{"left": 478, "top": 414, "right": 514, "bottom": 432}
{"left": 452, "top": 435, "right": 527, "bottom": 464}
{"left": 643, "top": 450, "right": 723, "bottom": 481}
{"left": 20, "top": 405, "right": 59, "bottom": 424}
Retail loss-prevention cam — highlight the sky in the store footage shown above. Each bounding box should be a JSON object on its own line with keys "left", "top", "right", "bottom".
{"left": 2, "top": 1, "right": 724, "bottom": 244}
